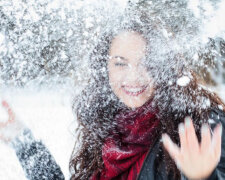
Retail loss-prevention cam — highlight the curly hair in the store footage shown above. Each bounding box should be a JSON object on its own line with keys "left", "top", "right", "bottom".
{"left": 69, "top": 1, "right": 225, "bottom": 179}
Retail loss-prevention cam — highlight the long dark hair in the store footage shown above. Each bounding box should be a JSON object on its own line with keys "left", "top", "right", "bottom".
{"left": 69, "top": 2, "right": 225, "bottom": 179}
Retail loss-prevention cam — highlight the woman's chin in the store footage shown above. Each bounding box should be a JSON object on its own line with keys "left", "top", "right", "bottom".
{"left": 122, "top": 99, "right": 147, "bottom": 109}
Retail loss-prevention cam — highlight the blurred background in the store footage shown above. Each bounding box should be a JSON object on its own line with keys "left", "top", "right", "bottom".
{"left": 0, "top": 0, "right": 225, "bottom": 179}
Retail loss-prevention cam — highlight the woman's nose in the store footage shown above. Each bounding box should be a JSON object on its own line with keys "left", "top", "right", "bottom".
{"left": 129, "top": 63, "right": 145, "bottom": 73}
{"left": 126, "top": 64, "right": 144, "bottom": 81}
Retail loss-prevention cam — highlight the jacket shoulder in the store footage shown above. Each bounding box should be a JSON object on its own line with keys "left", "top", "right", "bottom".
{"left": 206, "top": 107, "right": 225, "bottom": 179}
{"left": 208, "top": 107, "right": 225, "bottom": 127}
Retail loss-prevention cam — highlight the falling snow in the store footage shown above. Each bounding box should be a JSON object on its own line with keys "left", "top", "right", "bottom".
{"left": 0, "top": 0, "right": 225, "bottom": 179}
{"left": 177, "top": 76, "right": 191, "bottom": 87}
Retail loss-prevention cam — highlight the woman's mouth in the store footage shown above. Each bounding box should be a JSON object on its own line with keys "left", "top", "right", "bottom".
{"left": 121, "top": 85, "right": 148, "bottom": 96}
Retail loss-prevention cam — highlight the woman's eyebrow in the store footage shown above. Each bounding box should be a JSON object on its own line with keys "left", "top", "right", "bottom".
{"left": 112, "top": 56, "right": 128, "bottom": 61}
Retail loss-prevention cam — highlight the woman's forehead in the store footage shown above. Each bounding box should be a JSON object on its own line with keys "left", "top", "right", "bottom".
{"left": 109, "top": 31, "right": 147, "bottom": 58}
{"left": 112, "top": 30, "right": 145, "bottom": 42}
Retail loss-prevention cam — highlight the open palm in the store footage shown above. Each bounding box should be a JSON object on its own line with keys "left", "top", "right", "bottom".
{"left": 162, "top": 116, "right": 222, "bottom": 180}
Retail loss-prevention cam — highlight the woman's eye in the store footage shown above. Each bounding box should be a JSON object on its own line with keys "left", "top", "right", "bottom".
{"left": 114, "top": 63, "right": 127, "bottom": 66}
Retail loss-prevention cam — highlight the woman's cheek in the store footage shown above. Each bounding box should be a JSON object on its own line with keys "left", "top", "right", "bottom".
{"left": 108, "top": 71, "right": 121, "bottom": 91}
{"left": 112, "top": 73, "right": 124, "bottom": 89}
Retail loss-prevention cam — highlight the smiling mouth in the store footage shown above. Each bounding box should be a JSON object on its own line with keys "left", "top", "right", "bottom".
{"left": 121, "top": 85, "right": 148, "bottom": 96}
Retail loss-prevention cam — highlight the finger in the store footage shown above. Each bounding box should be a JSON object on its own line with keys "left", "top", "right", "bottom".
{"left": 200, "top": 123, "right": 211, "bottom": 153}
{"left": 2, "top": 100, "right": 15, "bottom": 123}
{"left": 162, "top": 133, "right": 181, "bottom": 160}
{"left": 185, "top": 116, "right": 199, "bottom": 151}
{"left": 178, "top": 123, "right": 188, "bottom": 151}
{"left": 212, "top": 123, "right": 222, "bottom": 161}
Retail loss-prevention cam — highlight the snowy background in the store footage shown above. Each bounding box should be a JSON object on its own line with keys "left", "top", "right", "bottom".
{"left": 0, "top": 0, "right": 225, "bottom": 179}
{"left": 0, "top": 86, "right": 75, "bottom": 179}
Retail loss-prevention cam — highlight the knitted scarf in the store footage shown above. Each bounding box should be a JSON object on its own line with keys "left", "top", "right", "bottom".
{"left": 91, "top": 98, "right": 160, "bottom": 180}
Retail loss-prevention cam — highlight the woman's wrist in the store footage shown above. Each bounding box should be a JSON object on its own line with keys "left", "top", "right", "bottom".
{"left": 1, "top": 119, "right": 27, "bottom": 146}
{"left": 10, "top": 127, "right": 34, "bottom": 151}
{"left": 182, "top": 167, "right": 217, "bottom": 180}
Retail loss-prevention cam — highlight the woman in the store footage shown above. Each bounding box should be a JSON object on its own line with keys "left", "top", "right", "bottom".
{"left": 68, "top": 8, "right": 225, "bottom": 179}
{"left": 1, "top": 1, "right": 225, "bottom": 180}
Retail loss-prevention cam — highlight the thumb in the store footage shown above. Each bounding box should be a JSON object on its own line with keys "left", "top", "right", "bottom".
{"left": 1, "top": 100, "right": 15, "bottom": 123}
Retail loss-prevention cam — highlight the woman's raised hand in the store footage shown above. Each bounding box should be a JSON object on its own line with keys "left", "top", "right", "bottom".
{"left": 162, "top": 116, "right": 222, "bottom": 180}
{"left": 0, "top": 100, "right": 25, "bottom": 144}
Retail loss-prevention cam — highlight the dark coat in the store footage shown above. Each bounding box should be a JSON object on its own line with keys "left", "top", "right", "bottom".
{"left": 138, "top": 108, "right": 225, "bottom": 180}
{"left": 12, "top": 108, "right": 225, "bottom": 180}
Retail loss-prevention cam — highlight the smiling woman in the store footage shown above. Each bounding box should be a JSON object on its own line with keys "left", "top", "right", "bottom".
{"left": 1, "top": 1, "right": 225, "bottom": 180}
{"left": 108, "top": 31, "right": 154, "bottom": 109}
{"left": 69, "top": 2, "right": 225, "bottom": 179}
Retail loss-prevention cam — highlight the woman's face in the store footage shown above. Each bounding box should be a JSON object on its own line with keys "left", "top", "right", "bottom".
{"left": 108, "top": 31, "right": 154, "bottom": 109}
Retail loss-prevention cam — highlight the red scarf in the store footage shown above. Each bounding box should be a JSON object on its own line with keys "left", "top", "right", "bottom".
{"left": 91, "top": 99, "right": 160, "bottom": 180}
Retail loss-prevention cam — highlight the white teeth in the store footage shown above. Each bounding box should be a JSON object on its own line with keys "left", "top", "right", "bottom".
{"left": 125, "top": 88, "right": 142, "bottom": 92}
{"left": 123, "top": 87, "right": 146, "bottom": 93}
